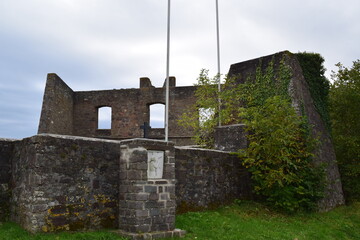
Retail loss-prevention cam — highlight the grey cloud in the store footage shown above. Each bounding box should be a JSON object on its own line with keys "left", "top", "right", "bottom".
{"left": 1, "top": 0, "right": 359, "bottom": 138}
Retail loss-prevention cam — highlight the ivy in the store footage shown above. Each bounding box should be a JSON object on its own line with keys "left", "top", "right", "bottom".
{"left": 179, "top": 55, "right": 325, "bottom": 212}
{"left": 296, "top": 52, "right": 331, "bottom": 131}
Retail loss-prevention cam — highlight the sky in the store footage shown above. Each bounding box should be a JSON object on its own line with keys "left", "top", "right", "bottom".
{"left": 0, "top": 0, "right": 359, "bottom": 139}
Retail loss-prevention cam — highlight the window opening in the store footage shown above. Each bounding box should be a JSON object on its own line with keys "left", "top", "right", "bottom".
{"left": 98, "top": 106, "right": 112, "bottom": 129}
{"left": 150, "top": 104, "right": 165, "bottom": 128}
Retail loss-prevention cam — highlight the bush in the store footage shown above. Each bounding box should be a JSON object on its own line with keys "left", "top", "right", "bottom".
{"left": 238, "top": 96, "right": 324, "bottom": 212}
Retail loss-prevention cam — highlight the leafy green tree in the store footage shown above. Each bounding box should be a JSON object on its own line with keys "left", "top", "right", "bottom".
{"left": 330, "top": 60, "right": 360, "bottom": 202}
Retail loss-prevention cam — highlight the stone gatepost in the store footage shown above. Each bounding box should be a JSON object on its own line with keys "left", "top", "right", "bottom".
{"left": 118, "top": 139, "right": 185, "bottom": 239}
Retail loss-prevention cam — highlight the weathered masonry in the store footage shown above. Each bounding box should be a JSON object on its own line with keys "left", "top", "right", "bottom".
{"left": 0, "top": 134, "right": 251, "bottom": 238}
{"left": 0, "top": 51, "right": 345, "bottom": 238}
{"left": 38, "top": 75, "right": 197, "bottom": 145}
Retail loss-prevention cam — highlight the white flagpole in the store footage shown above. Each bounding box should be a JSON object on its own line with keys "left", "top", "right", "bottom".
{"left": 216, "top": 0, "right": 221, "bottom": 126}
{"left": 165, "top": 0, "right": 171, "bottom": 141}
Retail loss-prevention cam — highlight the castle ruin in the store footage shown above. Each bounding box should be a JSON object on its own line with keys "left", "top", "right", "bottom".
{"left": 0, "top": 51, "right": 344, "bottom": 239}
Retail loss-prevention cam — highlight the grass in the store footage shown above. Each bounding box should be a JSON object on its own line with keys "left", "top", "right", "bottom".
{"left": 0, "top": 223, "right": 126, "bottom": 240}
{"left": 169, "top": 201, "right": 360, "bottom": 240}
{"left": 1, "top": 201, "right": 359, "bottom": 240}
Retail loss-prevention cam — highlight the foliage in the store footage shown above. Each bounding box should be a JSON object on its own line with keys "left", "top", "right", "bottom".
{"left": 238, "top": 96, "right": 323, "bottom": 212}
{"left": 329, "top": 60, "right": 360, "bottom": 202}
{"left": 179, "top": 57, "right": 325, "bottom": 212}
{"left": 178, "top": 60, "right": 292, "bottom": 147}
{"left": 177, "top": 69, "right": 220, "bottom": 147}
{"left": 296, "top": 52, "right": 331, "bottom": 131}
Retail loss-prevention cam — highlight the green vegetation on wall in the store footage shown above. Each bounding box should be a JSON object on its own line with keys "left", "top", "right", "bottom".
{"left": 329, "top": 60, "right": 360, "bottom": 203}
{"left": 179, "top": 57, "right": 325, "bottom": 212}
{"left": 296, "top": 52, "right": 331, "bottom": 131}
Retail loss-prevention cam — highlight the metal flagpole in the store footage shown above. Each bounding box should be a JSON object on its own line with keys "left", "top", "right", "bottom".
{"left": 165, "top": 0, "right": 171, "bottom": 141}
{"left": 216, "top": 0, "right": 221, "bottom": 126}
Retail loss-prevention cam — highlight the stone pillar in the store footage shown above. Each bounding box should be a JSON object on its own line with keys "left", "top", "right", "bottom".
{"left": 118, "top": 139, "right": 185, "bottom": 239}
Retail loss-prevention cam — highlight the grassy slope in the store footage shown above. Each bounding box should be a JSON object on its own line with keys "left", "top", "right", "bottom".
{"left": 171, "top": 201, "right": 360, "bottom": 240}
{"left": 1, "top": 202, "right": 359, "bottom": 240}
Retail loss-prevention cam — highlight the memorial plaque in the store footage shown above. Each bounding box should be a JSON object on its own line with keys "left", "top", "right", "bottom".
{"left": 147, "top": 150, "right": 164, "bottom": 179}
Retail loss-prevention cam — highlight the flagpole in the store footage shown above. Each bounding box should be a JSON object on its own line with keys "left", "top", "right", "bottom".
{"left": 165, "top": 0, "right": 171, "bottom": 141}
{"left": 216, "top": 0, "right": 221, "bottom": 126}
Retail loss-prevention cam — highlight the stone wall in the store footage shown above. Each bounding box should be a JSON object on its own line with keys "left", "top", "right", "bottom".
{"left": 37, "top": 75, "right": 197, "bottom": 145}
{"left": 175, "top": 147, "right": 252, "bottom": 212}
{"left": 38, "top": 74, "right": 74, "bottom": 135}
{"left": 228, "top": 51, "right": 345, "bottom": 210}
{"left": 3, "top": 134, "right": 252, "bottom": 233}
{"left": 0, "top": 138, "right": 18, "bottom": 221}
{"left": 214, "top": 124, "right": 248, "bottom": 152}
{"left": 10, "top": 134, "right": 120, "bottom": 233}
{"left": 117, "top": 139, "right": 186, "bottom": 239}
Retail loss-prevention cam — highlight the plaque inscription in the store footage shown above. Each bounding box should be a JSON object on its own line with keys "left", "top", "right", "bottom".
{"left": 147, "top": 150, "right": 164, "bottom": 179}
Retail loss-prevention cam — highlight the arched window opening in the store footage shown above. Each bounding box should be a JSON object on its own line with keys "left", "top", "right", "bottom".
{"left": 150, "top": 104, "right": 165, "bottom": 128}
{"left": 98, "top": 106, "right": 112, "bottom": 129}
{"left": 199, "top": 107, "right": 214, "bottom": 126}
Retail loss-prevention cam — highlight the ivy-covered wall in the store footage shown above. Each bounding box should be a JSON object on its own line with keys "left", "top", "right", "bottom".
{"left": 228, "top": 51, "right": 345, "bottom": 211}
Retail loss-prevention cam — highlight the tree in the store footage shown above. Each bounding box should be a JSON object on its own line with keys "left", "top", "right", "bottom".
{"left": 329, "top": 60, "right": 360, "bottom": 202}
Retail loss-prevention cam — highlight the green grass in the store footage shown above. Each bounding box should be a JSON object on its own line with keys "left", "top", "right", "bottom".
{"left": 0, "top": 223, "right": 126, "bottom": 240}
{"left": 1, "top": 201, "right": 359, "bottom": 240}
{"left": 169, "top": 201, "right": 360, "bottom": 240}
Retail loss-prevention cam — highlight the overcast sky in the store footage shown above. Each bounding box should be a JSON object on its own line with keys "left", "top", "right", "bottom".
{"left": 0, "top": 0, "right": 359, "bottom": 139}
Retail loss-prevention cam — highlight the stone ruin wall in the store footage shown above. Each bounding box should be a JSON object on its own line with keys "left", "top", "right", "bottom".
{"left": 0, "top": 134, "right": 251, "bottom": 233}
{"left": 0, "top": 51, "right": 346, "bottom": 234}
{"left": 38, "top": 74, "right": 197, "bottom": 146}
{"left": 37, "top": 74, "right": 74, "bottom": 135}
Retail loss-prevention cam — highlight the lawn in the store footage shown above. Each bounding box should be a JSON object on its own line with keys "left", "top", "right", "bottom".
{"left": 169, "top": 201, "right": 360, "bottom": 240}
{"left": 1, "top": 201, "right": 359, "bottom": 240}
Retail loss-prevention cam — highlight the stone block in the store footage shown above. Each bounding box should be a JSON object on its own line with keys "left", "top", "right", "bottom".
{"left": 149, "top": 208, "right": 160, "bottom": 216}
{"left": 135, "top": 210, "right": 149, "bottom": 217}
{"left": 135, "top": 224, "right": 150, "bottom": 233}
{"left": 145, "top": 201, "right": 158, "bottom": 209}
{"left": 160, "top": 193, "right": 169, "bottom": 201}
{"left": 144, "top": 186, "right": 157, "bottom": 193}
{"left": 148, "top": 193, "right": 158, "bottom": 201}
{"left": 127, "top": 170, "right": 142, "bottom": 180}
{"left": 127, "top": 201, "right": 144, "bottom": 210}
{"left": 125, "top": 193, "right": 149, "bottom": 201}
